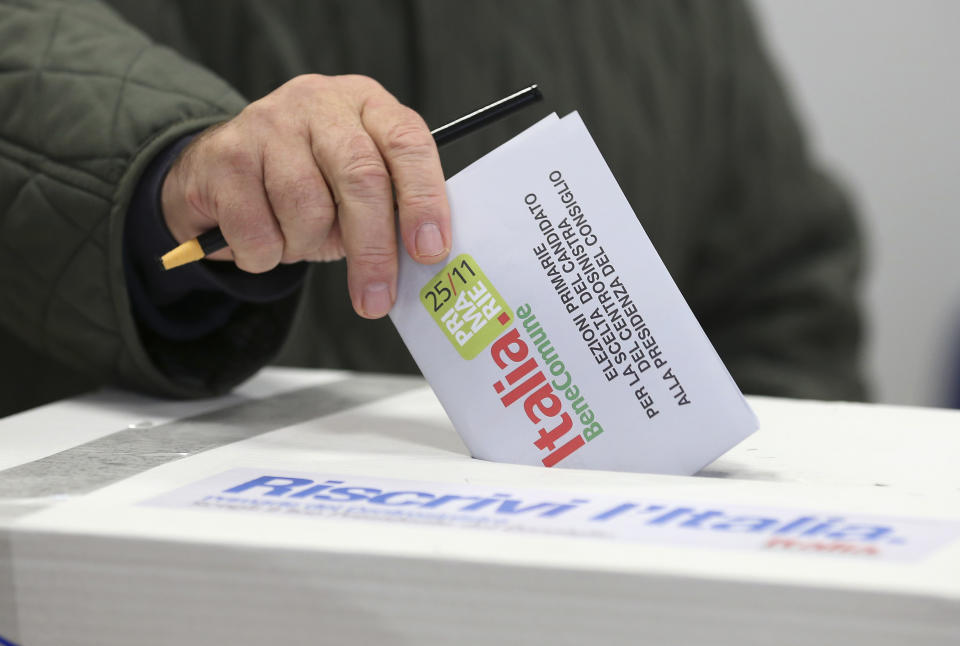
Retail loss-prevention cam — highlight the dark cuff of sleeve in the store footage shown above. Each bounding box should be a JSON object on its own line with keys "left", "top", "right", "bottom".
{"left": 123, "top": 133, "right": 307, "bottom": 342}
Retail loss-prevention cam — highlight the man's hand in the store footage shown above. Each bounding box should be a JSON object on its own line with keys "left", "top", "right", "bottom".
{"left": 161, "top": 74, "right": 451, "bottom": 319}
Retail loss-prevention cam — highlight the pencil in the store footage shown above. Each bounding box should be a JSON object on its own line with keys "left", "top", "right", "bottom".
{"left": 160, "top": 84, "right": 543, "bottom": 270}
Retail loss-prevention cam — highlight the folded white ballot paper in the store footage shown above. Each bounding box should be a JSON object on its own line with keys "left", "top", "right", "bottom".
{"left": 391, "top": 112, "right": 757, "bottom": 474}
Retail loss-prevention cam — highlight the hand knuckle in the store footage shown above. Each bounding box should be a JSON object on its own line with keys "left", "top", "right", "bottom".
{"left": 344, "top": 161, "right": 390, "bottom": 193}
{"left": 384, "top": 119, "right": 433, "bottom": 161}
{"left": 214, "top": 136, "right": 258, "bottom": 176}
{"left": 274, "top": 174, "right": 335, "bottom": 215}
{"left": 350, "top": 247, "right": 395, "bottom": 272}
{"left": 402, "top": 189, "right": 446, "bottom": 213}
{"left": 252, "top": 104, "right": 297, "bottom": 135}
{"left": 340, "top": 149, "right": 389, "bottom": 197}
{"left": 241, "top": 99, "right": 271, "bottom": 123}
{"left": 342, "top": 74, "right": 382, "bottom": 94}
{"left": 286, "top": 73, "right": 329, "bottom": 94}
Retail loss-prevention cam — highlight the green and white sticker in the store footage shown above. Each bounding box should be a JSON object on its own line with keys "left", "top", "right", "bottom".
{"left": 420, "top": 254, "right": 514, "bottom": 359}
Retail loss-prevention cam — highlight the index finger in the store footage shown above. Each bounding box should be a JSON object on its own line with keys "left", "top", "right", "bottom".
{"left": 361, "top": 98, "right": 451, "bottom": 264}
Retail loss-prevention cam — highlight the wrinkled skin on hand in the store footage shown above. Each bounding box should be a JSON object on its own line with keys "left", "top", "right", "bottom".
{"left": 161, "top": 74, "right": 451, "bottom": 318}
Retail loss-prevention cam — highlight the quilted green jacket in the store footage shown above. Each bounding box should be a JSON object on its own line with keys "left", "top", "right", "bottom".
{"left": 0, "top": 0, "right": 866, "bottom": 417}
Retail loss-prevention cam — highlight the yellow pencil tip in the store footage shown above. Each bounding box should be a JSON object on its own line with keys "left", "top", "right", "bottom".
{"left": 160, "top": 238, "right": 205, "bottom": 270}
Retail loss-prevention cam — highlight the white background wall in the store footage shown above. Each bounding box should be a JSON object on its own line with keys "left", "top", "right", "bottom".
{"left": 754, "top": 0, "right": 960, "bottom": 406}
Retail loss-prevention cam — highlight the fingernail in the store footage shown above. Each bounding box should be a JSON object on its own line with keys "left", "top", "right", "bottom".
{"left": 415, "top": 222, "right": 446, "bottom": 258}
{"left": 362, "top": 282, "right": 392, "bottom": 318}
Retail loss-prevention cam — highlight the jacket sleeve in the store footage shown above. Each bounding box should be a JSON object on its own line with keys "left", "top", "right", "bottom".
{"left": 686, "top": 3, "right": 867, "bottom": 401}
{"left": 0, "top": 0, "right": 292, "bottom": 399}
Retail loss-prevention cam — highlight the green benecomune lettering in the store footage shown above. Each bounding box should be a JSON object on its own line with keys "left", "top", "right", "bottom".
{"left": 516, "top": 304, "right": 605, "bottom": 442}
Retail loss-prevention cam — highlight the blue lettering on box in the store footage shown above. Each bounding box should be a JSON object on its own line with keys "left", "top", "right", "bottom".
{"left": 137, "top": 469, "right": 960, "bottom": 563}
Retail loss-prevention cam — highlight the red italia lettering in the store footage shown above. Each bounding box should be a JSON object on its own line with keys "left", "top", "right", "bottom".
{"left": 534, "top": 412, "right": 573, "bottom": 451}
{"left": 490, "top": 327, "right": 527, "bottom": 368}
{"left": 523, "top": 383, "right": 562, "bottom": 423}
{"left": 490, "top": 327, "right": 585, "bottom": 467}
{"left": 542, "top": 435, "right": 585, "bottom": 467}
{"left": 500, "top": 371, "right": 547, "bottom": 407}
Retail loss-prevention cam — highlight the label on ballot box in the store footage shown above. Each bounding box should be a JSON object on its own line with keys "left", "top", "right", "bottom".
{"left": 145, "top": 469, "right": 960, "bottom": 563}
{"left": 391, "top": 113, "right": 758, "bottom": 474}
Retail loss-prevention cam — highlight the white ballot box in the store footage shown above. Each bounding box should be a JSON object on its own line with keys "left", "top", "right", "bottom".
{"left": 0, "top": 368, "right": 958, "bottom": 645}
